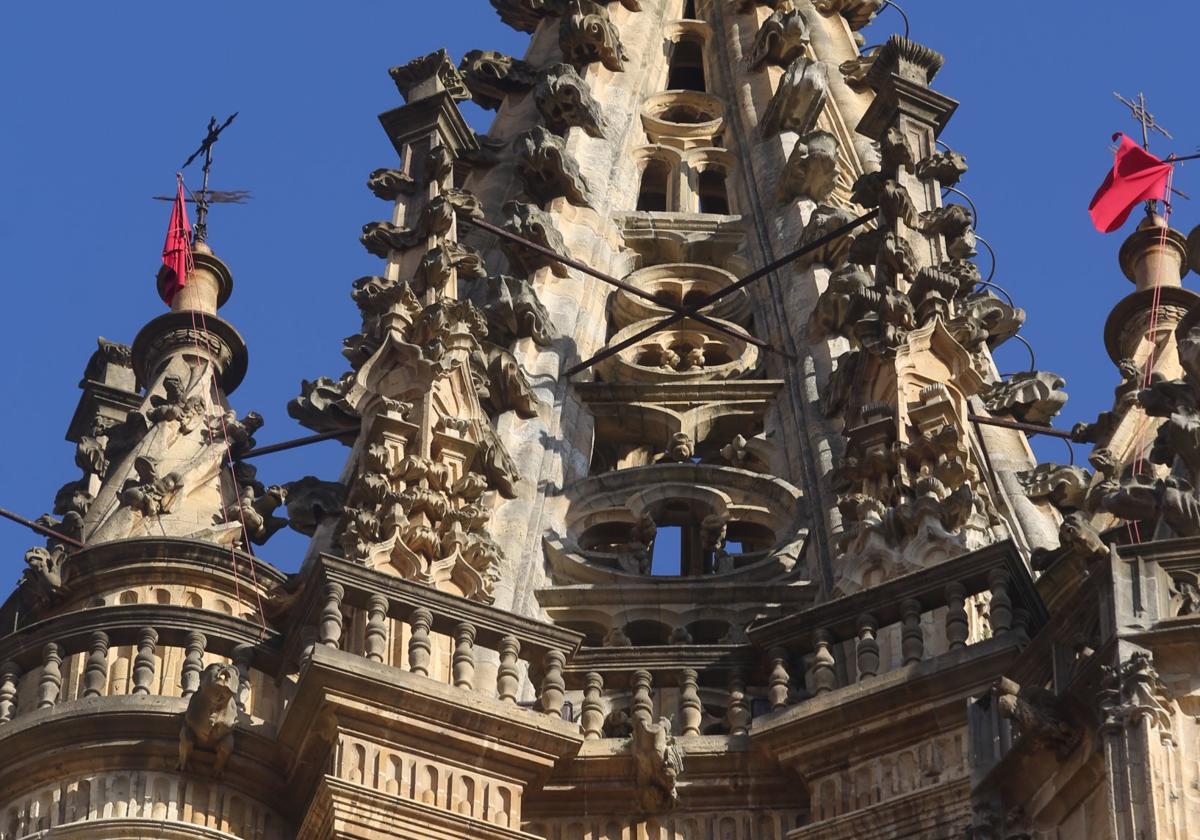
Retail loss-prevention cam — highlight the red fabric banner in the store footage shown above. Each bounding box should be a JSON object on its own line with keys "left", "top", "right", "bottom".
{"left": 161, "top": 178, "right": 192, "bottom": 304}
{"left": 1088, "top": 133, "right": 1172, "bottom": 233}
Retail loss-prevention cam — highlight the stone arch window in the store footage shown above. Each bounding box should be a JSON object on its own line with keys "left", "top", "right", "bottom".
{"left": 667, "top": 36, "right": 706, "bottom": 92}
{"left": 697, "top": 167, "right": 730, "bottom": 214}
{"left": 638, "top": 158, "right": 672, "bottom": 211}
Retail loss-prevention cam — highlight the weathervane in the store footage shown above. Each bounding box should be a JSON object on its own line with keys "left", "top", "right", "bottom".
{"left": 154, "top": 113, "right": 250, "bottom": 243}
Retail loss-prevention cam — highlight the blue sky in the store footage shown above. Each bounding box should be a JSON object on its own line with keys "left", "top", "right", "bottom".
{"left": 2, "top": 2, "right": 1199, "bottom": 586}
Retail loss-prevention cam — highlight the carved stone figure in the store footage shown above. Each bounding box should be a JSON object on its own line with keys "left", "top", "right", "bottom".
{"left": 489, "top": 0, "right": 558, "bottom": 33}
{"left": 992, "top": 677, "right": 1079, "bottom": 757}
{"left": 747, "top": 6, "right": 809, "bottom": 71}
{"left": 813, "top": 0, "right": 883, "bottom": 29}
{"left": 535, "top": 63, "right": 608, "bottom": 138}
{"left": 795, "top": 204, "right": 858, "bottom": 270}
{"left": 778, "top": 130, "right": 839, "bottom": 204}
{"left": 513, "top": 126, "right": 592, "bottom": 206}
{"left": 119, "top": 456, "right": 182, "bottom": 517}
{"left": 474, "top": 421, "right": 521, "bottom": 498}
{"left": 1016, "top": 463, "right": 1091, "bottom": 512}
{"left": 209, "top": 410, "right": 263, "bottom": 459}
{"left": 178, "top": 663, "right": 240, "bottom": 776}
{"left": 284, "top": 477, "right": 347, "bottom": 536}
{"left": 915, "top": 148, "right": 968, "bottom": 188}
{"left": 500, "top": 201, "right": 570, "bottom": 278}
{"left": 21, "top": 545, "right": 68, "bottom": 612}
{"left": 459, "top": 50, "right": 538, "bottom": 110}
{"left": 140, "top": 374, "right": 206, "bottom": 433}
{"left": 366, "top": 168, "right": 416, "bottom": 200}
{"left": 221, "top": 473, "right": 288, "bottom": 546}
{"left": 954, "top": 292, "right": 1026, "bottom": 350}
{"left": 360, "top": 221, "right": 422, "bottom": 258}
{"left": 760, "top": 56, "right": 828, "bottom": 138}
{"left": 559, "top": 0, "right": 627, "bottom": 72}
{"left": 617, "top": 513, "right": 656, "bottom": 575}
{"left": 983, "top": 372, "right": 1068, "bottom": 425}
{"left": 478, "top": 342, "right": 542, "bottom": 419}
{"left": 287, "top": 375, "right": 360, "bottom": 439}
{"left": 839, "top": 52, "right": 875, "bottom": 89}
{"left": 631, "top": 716, "right": 685, "bottom": 812}
{"left": 920, "top": 204, "right": 976, "bottom": 259}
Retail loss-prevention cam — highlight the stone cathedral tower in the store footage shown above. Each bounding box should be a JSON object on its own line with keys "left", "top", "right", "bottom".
{"left": 4, "top": 1, "right": 1200, "bottom": 839}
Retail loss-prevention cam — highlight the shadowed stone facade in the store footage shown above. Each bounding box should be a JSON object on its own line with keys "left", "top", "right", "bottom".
{"left": 4, "top": 2, "right": 1200, "bottom": 839}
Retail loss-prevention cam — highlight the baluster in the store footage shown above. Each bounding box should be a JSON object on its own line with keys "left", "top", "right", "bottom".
{"left": 37, "top": 642, "right": 62, "bottom": 709}
{"left": 900, "top": 599, "right": 924, "bottom": 665}
{"left": 452, "top": 622, "right": 477, "bottom": 691}
{"left": 679, "top": 668, "right": 702, "bottom": 736}
{"left": 726, "top": 670, "right": 751, "bottom": 736}
{"left": 768, "top": 647, "right": 790, "bottom": 710}
{"left": 630, "top": 669, "right": 653, "bottom": 727}
{"left": 812, "top": 629, "right": 837, "bottom": 694}
{"left": 945, "top": 583, "right": 969, "bottom": 650}
{"left": 408, "top": 608, "right": 433, "bottom": 677}
{"left": 497, "top": 635, "right": 521, "bottom": 703}
{"left": 581, "top": 672, "right": 604, "bottom": 740}
{"left": 365, "top": 594, "right": 389, "bottom": 663}
{"left": 83, "top": 631, "right": 110, "bottom": 698}
{"left": 988, "top": 569, "right": 1013, "bottom": 636}
{"left": 232, "top": 644, "right": 254, "bottom": 714}
{"left": 856, "top": 614, "right": 880, "bottom": 680}
{"left": 131, "top": 628, "right": 159, "bottom": 695}
{"left": 320, "top": 582, "right": 345, "bottom": 649}
{"left": 0, "top": 661, "right": 18, "bottom": 723}
{"left": 181, "top": 631, "right": 206, "bottom": 698}
{"left": 540, "top": 650, "right": 566, "bottom": 717}
{"left": 1012, "top": 608, "right": 1031, "bottom": 647}
{"left": 300, "top": 626, "right": 319, "bottom": 669}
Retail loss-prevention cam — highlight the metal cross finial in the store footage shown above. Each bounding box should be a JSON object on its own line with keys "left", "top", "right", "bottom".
{"left": 1113, "top": 91, "right": 1172, "bottom": 151}
{"left": 180, "top": 112, "right": 240, "bottom": 243}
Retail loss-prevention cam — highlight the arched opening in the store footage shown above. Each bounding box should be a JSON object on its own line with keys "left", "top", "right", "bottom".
{"left": 697, "top": 168, "right": 730, "bottom": 214}
{"left": 683, "top": 0, "right": 698, "bottom": 19}
{"left": 637, "top": 159, "right": 671, "bottom": 211}
{"left": 650, "top": 525, "right": 683, "bottom": 575}
{"left": 667, "top": 39, "right": 706, "bottom": 92}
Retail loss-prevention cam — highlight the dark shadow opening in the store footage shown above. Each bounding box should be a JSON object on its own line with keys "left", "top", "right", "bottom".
{"left": 698, "top": 168, "right": 730, "bottom": 214}
{"left": 667, "top": 39, "right": 706, "bottom": 92}
{"left": 637, "top": 159, "right": 671, "bottom": 211}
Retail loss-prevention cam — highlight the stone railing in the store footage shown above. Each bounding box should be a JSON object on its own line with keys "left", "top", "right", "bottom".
{"left": 748, "top": 541, "right": 1046, "bottom": 706}
{"left": 562, "top": 645, "right": 758, "bottom": 738}
{"left": 290, "top": 555, "right": 584, "bottom": 715}
{"left": 0, "top": 604, "right": 280, "bottom": 726}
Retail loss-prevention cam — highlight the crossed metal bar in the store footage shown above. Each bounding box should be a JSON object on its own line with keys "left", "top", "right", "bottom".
{"left": 563, "top": 208, "right": 879, "bottom": 377}
{"left": 463, "top": 216, "right": 788, "bottom": 359}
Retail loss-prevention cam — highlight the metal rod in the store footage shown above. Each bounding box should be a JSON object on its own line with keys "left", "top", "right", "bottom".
{"left": 565, "top": 209, "right": 879, "bottom": 377}
{"left": 0, "top": 507, "right": 87, "bottom": 550}
{"left": 967, "top": 414, "right": 1073, "bottom": 440}
{"left": 462, "top": 215, "right": 788, "bottom": 357}
{"left": 237, "top": 426, "right": 360, "bottom": 460}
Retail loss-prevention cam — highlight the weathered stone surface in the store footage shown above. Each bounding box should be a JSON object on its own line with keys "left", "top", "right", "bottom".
{"left": 778, "top": 130, "right": 839, "bottom": 204}
{"left": 760, "top": 56, "right": 828, "bottom": 137}
{"left": 513, "top": 125, "right": 592, "bottom": 206}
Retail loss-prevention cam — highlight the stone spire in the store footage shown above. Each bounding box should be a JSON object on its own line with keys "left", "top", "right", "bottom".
{"left": 48, "top": 241, "right": 276, "bottom": 551}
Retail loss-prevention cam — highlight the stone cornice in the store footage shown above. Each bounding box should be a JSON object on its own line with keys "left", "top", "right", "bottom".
{"left": 751, "top": 636, "right": 1022, "bottom": 772}
{"left": 280, "top": 646, "right": 583, "bottom": 784}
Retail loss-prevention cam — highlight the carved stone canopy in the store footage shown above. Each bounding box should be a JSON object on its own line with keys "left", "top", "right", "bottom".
{"left": 388, "top": 49, "right": 471, "bottom": 103}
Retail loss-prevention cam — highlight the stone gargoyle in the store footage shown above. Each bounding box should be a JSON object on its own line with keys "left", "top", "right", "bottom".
{"left": 178, "top": 662, "right": 240, "bottom": 776}
{"left": 992, "top": 676, "right": 1080, "bottom": 758}
{"left": 632, "top": 715, "right": 684, "bottom": 812}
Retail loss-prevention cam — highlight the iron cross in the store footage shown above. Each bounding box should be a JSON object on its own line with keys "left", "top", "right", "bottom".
{"left": 181, "top": 113, "right": 240, "bottom": 243}
{"left": 1113, "top": 91, "right": 1172, "bottom": 151}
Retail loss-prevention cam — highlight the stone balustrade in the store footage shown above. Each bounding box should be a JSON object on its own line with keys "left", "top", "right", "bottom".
{"left": 0, "top": 604, "right": 279, "bottom": 726}
{"left": 290, "top": 555, "right": 583, "bottom": 715}
{"left": 748, "top": 541, "right": 1046, "bottom": 706}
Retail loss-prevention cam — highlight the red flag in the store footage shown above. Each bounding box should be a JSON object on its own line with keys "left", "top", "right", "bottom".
{"left": 161, "top": 177, "right": 193, "bottom": 304}
{"left": 1088, "top": 133, "right": 1172, "bottom": 233}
